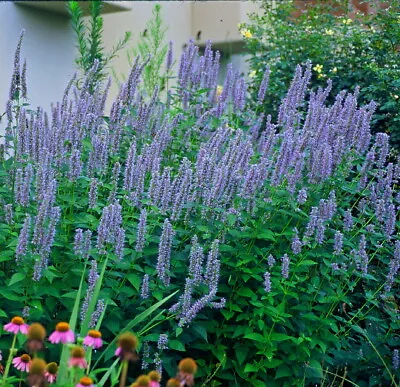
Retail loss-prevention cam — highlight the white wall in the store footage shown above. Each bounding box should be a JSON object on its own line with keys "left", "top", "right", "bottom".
{"left": 0, "top": 3, "right": 76, "bottom": 115}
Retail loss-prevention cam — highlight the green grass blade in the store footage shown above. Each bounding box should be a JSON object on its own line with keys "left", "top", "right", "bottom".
{"left": 97, "top": 358, "right": 120, "bottom": 387}
{"left": 57, "top": 265, "right": 87, "bottom": 383}
{"left": 93, "top": 289, "right": 178, "bottom": 368}
{"left": 80, "top": 256, "right": 109, "bottom": 337}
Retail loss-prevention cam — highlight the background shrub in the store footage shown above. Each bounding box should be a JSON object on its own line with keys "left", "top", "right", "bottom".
{"left": 243, "top": 0, "right": 400, "bottom": 148}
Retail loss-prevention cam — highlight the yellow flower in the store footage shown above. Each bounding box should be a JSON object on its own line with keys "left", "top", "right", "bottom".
{"left": 317, "top": 73, "right": 326, "bottom": 79}
{"left": 249, "top": 70, "right": 257, "bottom": 78}
{"left": 325, "top": 29, "right": 334, "bottom": 36}
{"left": 313, "top": 64, "right": 323, "bottom": 73}
{"left": 241, "top": 29, "right": 253, "bottom": 39}
{"left": 342, "top": 18, "right": 353, "bottom": 25}
{"left": 332, "top": 67, "right": 338, "bottom": 73}
{"left": 216, "top": 85, "right": 223, "bottom": 98}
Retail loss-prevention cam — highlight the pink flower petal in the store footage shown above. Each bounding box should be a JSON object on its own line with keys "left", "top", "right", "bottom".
{"left": 20, "top": 324, "right": 29, "bottom": 334}
{"left": 49, "top": 331, "right": 61, "bottom": 344}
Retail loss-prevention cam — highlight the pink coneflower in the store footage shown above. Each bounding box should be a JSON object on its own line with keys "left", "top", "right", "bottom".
{"left": 68, "top": 346, "right": 87, "bottom": 369}
{"left": 83, "top": 330, "right": 103, "bottom": 349}
{"left": 148, "top": 370, "right": 161, "bottom": 387}
{"left": 4, "top": 316, "right": 29, "bottom": 335}
{"left": 76, "top": 376, "right": 94, "bottom": 387}
{"left": 45, "top": 362, "right": 58, "bottom": 383}
{"left": 115, "top": 332, "right": 138, "bottom": 361}
{"left": 48, "top": 322, "right": 75, "bottom": 344}
{"left": 12, "top": 354, "right": 31, "bottom": 372}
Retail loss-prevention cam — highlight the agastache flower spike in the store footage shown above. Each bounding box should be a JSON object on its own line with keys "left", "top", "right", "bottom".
{"left": 393, "top": 349, "right": 399, "bottom": 371}
{"left": 74, "top": 229, "right": 84, "bottom": 256}
{"left": 281, "top": 254, "right": 290, "bottom": 279}
{"left": 204, "top": 239, "right": 220, "bottom": 292}
{"left": 16, "top": 214, "right": 31, "bottom": 261}
{"left": 89, "top": 299, "right": 105, "bottom": 329}
{"left": 291, "top": 228, "right": 302, "bottom": 255}
{"left": 258, "top": 66, "right": 270, "bottom": 103}
{"left": 140, "top": 274, "right": 150, "bottom": 299}
{"left": 156, "top": 219, "right": 174, "bottom": 286}
{"left": 166, "top": 41, "right": 173, "bottom": 71}
{"left": 136, "top": 209, "right": 147, "bottom": 253}
{"left": 88, "top": 179, "right": 98, "bottom": 209}
{"left": 267, "top": 254, "right": 275, "bottom": 267}
{"left": 157, "top": 334, "right": 168, "bottom": 351}
{"left": 263, "top": 272, "right": 272, "bottom": 293}
{"left": 333, "top": 231, "right": 343, "bottom": 255}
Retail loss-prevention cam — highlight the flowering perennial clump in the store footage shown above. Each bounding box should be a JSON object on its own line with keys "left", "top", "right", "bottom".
{"left": 0, "top": 26, "right": 399, "bottom": 386}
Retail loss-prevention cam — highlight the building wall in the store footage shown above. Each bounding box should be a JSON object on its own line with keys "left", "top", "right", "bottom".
{"left": 0, "top": 3, "right": 76, "bottom": 115}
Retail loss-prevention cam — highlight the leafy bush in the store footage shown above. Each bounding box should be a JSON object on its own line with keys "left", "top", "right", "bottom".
{"left": 243, "top": 0, "right": 400, "bottom": 148}
{"left": 0, "top": 21, "right": 399, "bottom": 387}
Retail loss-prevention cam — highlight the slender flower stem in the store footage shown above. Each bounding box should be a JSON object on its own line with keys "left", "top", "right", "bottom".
{"left": 119, "top": 360, "right": 128, "bottom": 387}
{"left": 2, "top": 334, "right": 18, "bottom": 385}
{"left": 86, "top": 347, "right": 93, "bottom": 373}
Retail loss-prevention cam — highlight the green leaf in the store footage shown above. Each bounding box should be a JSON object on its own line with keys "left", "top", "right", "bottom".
{"left": 306, "top": 360, "right": 323, "bottom": 378}
{"left": 237, "top": 287, "right": 255, "bottom": 298}
{"left": 169, "top": 340, "right": 185, "bottom": 351}
{"left": 275, "top": 364, "right": 292, "bottom": 378}
{"left": 193, "top": 324, "right": 208, "bottom": 342}
{"left": 244, "top": 333, "right": 265, "bottom": 343}
{"left": 97, "top": 358, "right": 120, "bottom": 387}
{"left": 8, "top": 272, "right": 26, "bottom": 286}
{"left": 244, "top": 363, "right": 259, "bottom": 373}
{"left": 235, "top": 345, "right": 249, "bottom": 365}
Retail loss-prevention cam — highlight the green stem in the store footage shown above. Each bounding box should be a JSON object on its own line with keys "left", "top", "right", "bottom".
{"left": 119, "top": 360, "right": 128, "bottom": 387}
{"left": 86, "top": 347, "right": 93, "bottom": 373}
{"left": 2, "top": 334, "right": 18, "bottom": 385}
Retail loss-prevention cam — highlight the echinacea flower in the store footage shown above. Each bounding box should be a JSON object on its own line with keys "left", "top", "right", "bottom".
{"left": 76, "top": 376, "right": 94, "bottom": 387}
{"left": 115, "top": 332, "right": 138, "bottom": 361}
{"left": 176, "top": 358, "right": 197, "bottom": 387}
{"left": 45, "top": 362, "right": 58, "bottom": 383}
{"left": 178, "top": 358, "right": 197, "bottom": 375}
{"left": 166, "top": 379, "right": 180, "bottom": 387}
{"left": 68, "top": 346, "right": 87, "bottom": 369}
{"left": 135, "top": 375, "right": 150, "bottom": 386}
{"left": 27, "top": 358, "right": 46, "bottom": 387}
{"left": 83, "top": 330, "right": 103, "bottom": 349}
{"left": 27, "top": 323, "right": 46, "bottom": 353}
{"left": 148, "top": 370, "right": 161, "bottom": 387}
{"left": 4, "top": 316, "right": 29, "bottom": 335}
{"left": 49, "top": 322, "right": 74, "bottom": 344}
{"left": 13, "top": 354, "right": 31, "bottom": 372}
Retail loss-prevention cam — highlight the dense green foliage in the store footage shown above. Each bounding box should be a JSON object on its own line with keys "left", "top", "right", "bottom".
{"left": 243, "top": 0, "right": 400, "bottom": 148}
